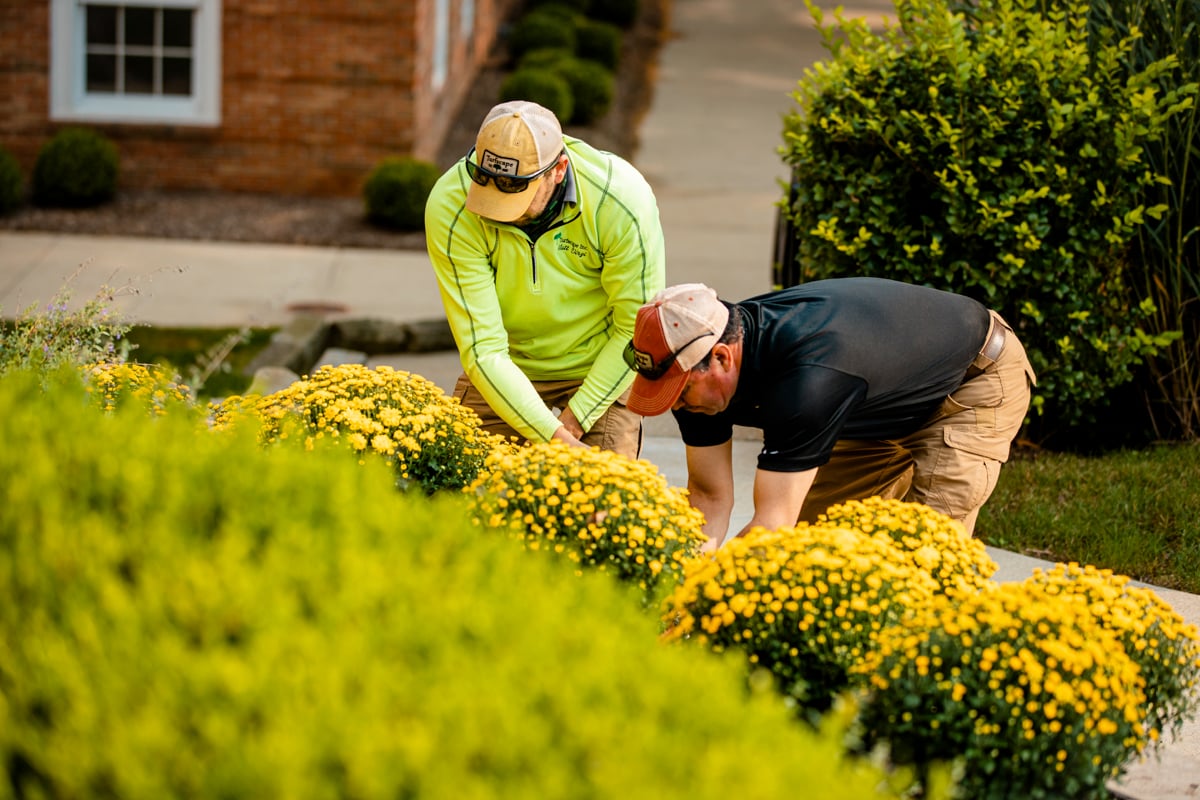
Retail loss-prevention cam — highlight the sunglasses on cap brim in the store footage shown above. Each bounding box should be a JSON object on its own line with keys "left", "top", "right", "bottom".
{"left": 464, "top": 147, "right": 563, "bottom": 194}
{"left": 623, "top": 332, "right": 713, "bottom": 380}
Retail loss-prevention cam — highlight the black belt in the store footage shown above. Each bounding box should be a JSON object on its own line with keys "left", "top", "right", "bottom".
{"left": 963, "top": 314, "right": 1006, "bottom": 381}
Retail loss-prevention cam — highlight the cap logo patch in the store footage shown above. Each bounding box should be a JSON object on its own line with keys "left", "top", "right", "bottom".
{"left": 630, "top": 348, "right": 656, "bottom": 372}
{"left": 480, "top": 149, "right": 520, "bottom": 176}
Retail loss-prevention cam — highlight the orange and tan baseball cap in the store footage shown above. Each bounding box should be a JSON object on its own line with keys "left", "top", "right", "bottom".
{"left": 465, "top": 101, "right": 563, "bottom": 222}
{"left": 625, "top": 284, "right": 730, "bottom": 417}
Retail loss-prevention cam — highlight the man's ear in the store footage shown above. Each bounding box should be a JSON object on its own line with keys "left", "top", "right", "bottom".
{"left": 711, "top": 343, "right": 734, "bottom": 371}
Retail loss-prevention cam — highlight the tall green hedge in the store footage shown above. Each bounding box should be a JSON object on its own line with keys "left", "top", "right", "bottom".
{"left": 780, "top": 0, "right": 1194, "bottom": 435}
{"left": 0, "top": 368, "right": 905, "bottom": 799}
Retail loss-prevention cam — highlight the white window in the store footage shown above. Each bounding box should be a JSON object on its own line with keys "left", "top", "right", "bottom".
{"left": 432, "top": 0, "right": 449, "bottom": 91}
{"left": 51, "top": 0, "right": 221, "bottom": 126}
{"left": 459, "top": 0, "right": 474, "bottom": 38}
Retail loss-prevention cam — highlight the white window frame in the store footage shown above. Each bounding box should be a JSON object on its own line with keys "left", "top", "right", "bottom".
{"left": 50, "top": 0, "right": 222, "bottom": 126}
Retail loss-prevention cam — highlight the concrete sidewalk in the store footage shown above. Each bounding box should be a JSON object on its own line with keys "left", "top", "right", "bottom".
{"left": 0, "top": 0, "right": 1196, "bottom": 795}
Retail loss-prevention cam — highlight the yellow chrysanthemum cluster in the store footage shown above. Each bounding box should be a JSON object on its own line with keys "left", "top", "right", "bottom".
{"left": 854, "top": 567, "right": 1195, "bottom": 799}
{"left": 1026, "top": 563, "right": 1200, "bottom": 743}
{"left": 662, "top": 523, "right": 940, "bottom": 711}
{"left": 212, "top": 364, "right": 508, "bottom": 493}
{"left": 468, "top": 441, "right": 706, "bottom": 601}
{"left": 83, "top": 361, "right": 192, "bottom": 415}
{"left": 810, "top": 497, "right": 997, "bottom": 596}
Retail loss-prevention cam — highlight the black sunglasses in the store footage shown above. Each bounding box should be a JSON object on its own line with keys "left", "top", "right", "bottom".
{"left": 623, "top": 332, "right": 713, "bottom": 380}
{"left": 464, "top": 147, "right": 563, "bottom": 194}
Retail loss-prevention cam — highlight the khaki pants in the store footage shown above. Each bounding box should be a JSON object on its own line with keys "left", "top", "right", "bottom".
{"left": 798, "top": 313, "right": 1036, "bottom": 535}
{"left": 453, "top": 376, "right": 643, "bottom": 459}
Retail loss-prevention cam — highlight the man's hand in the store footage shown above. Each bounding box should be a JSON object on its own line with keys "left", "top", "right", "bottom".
{"left": 557, "top": 406, "right": 585, "bottom": 440}
{"left": 551, "top": 423, "right": 586, "bottom": 448}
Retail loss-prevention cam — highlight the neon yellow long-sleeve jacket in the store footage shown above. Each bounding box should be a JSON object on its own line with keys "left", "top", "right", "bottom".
{"left": 424, "top": 136, "right": 666, "bottom": 442}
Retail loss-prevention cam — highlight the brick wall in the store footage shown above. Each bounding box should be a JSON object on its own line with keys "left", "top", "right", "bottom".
{"left": 0, "top": 0, "right": 517, "bottom": 196}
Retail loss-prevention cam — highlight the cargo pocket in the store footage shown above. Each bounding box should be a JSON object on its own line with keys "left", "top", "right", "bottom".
{"left": 944, "top": 425, "right": 1014, "bottom": 463}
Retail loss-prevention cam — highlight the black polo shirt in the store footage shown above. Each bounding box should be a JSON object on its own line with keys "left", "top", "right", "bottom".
{"left": 673, "top": 278, "right": 991, "bottom": 472}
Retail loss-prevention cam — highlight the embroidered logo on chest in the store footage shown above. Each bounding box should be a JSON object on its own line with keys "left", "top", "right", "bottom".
{"left": 553, "top": 231, "right": 591, "bottom": 258}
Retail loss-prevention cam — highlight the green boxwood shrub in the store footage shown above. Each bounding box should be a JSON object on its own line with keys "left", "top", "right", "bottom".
{"left": 576, "top": 18, "right": 623, "bottom": 70}
{"left": 0, "top": 368, "right": 907, "bottom": 800}
{"left": 780, "top": 0, "right": 1194, "bottom": 433}
{"left": 32, "top": 127, "right": 119, "bottom": 208}
{"left": 498, "top": 67, "right": 575, "bottom": 122}
{"left": 0, "top": 145, "right": 23, "bottom": 215}
{"left": 362, "top": 155, "right": 441, "bottom": 231}
{"left": 554, "top": 57, "right": 615, "bottom": 124}
{"left": 506, "top": 6, "right": 579, "bottom": 64}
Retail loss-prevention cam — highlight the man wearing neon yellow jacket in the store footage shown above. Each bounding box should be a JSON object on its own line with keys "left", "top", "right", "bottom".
{"left": 425, "top": 100, "right": 665, "bottom": 458}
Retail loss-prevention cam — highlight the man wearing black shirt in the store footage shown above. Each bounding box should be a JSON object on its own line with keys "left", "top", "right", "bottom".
{"left": 624, "top": 279, "right": 1036, "bottom": 551}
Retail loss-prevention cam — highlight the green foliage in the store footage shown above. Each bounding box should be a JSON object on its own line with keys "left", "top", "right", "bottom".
{"left": 0, "top": 275, "right": 131, "bottom": 376}
{"left": 362, "top": 156, "right": 440, "bottom": 231}
{"left": 512, "top": 51, "right": 616, "bottom": 125}
{"left": 506, "top": 6, "right": 579, "bottom": 63}
{"left": 0, "top": 368, "right": 906, "bottom": 800}
{"left": 32, "top": 127, "right": 119, "bottom": 208}
{"left": 554, "top": 57, "right": 616, "bottom": 124}
{"left": 498, "top": 67, "right": 575, "bottom": 122}
{"left": 576, "top": 17, "right": 623, "bottom": 70}
{"left": 587, "top": 0, "right": 639, "bottom": 29}
{"left": 977, "top": 444, "right": 1200, "bottom": 591}
{"left": 1079, "top": 0, "right": 1200, "bottom": 440}
{"left": 0, "top": 145, "right": 23, "bottom": 215}
{"left": 780, "top": 0, "right": 1195, "bottom": 431}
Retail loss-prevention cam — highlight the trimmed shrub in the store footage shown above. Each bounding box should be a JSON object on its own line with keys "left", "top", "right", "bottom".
{"left": 555, "top": 57, "right": 616, "bottom": 124}
{"left": 576, "top": 17, "right": 623, "bottom": 70}
{"left": 506, "top": 6, "right": 579, "bottom": 64}
{"left": 32, "top": 127, "right": 119, "bottom": 208}
{"left": 0, "top": 145, "right": 22, "bottom": 215}
{"left": 0, "top": 367, "right": 908, "bottom": 800}
{"left": 588, "top": 0, "right": 639, "bottom": 29}
{"left": 780, "top": 0, "right": 1193, "bottom": 432}
{"left": 362, "top": 156, "right": 440, "bottom": 231}
{"left": 498, "top": 67, "right": 575, "bottom": 122}
{"left": 517, "top": 46, "right": 574, "bottom": 71}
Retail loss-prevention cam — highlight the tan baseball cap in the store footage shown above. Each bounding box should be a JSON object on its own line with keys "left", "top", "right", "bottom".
{"left": 625, "top": 284, "right": 730, "bottom": 417}
{"left": 465, "top": 101, "right": 563, "bottom": 222}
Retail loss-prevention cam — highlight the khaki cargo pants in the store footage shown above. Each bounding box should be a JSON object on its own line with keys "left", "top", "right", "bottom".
{"left": 453, "top": 376, "right": 643, "bottom": 460}
{"left": 798, "top": 312, "right": 1036, "bottom": 535}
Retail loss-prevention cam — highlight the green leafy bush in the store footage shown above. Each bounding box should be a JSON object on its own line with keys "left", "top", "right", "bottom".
{"left": 555, "top": 57, "right": 616, "bottom": 124}
{"left": 498, "top": 67, "right": 575, "bottom": 122}
{"left": 0, "top": 145, "right": 23, "bottom": 215}
{"left": 576, "top": 17, "right": 623, "bottom": 70}
{"left": 506, "top": 6, "right": 579, "bottom": 64}
{"left": 0, "top": 368, "right": 908, "bottom": 800}
{"left": 362, "top": 156, "right": 440, "bottom": 231}
{"left": 780, "top": 0, "right": 1194, "bottom": 432}
{"left": 32, "top": 127, "right": 119, "bottom": 208}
